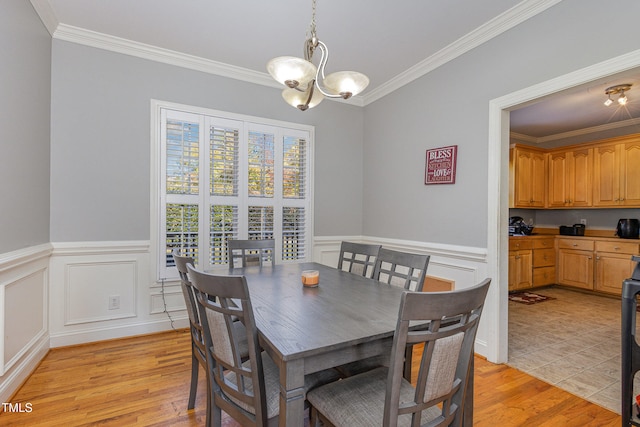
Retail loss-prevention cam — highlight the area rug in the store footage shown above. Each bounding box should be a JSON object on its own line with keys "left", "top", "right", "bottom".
{"left": 508, "top": 291, "right": 555, "bottom": 305}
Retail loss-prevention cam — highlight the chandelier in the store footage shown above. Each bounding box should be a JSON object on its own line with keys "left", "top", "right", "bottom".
{"left": 266, "top": 0, "right": 369, "bottom": 111}
{"left": 604, "top": 83, "right": 632, "bottom": 106}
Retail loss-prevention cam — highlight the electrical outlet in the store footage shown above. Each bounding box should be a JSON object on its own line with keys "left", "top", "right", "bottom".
{"left": 108, "top": 295, "right": 120, "bottom": 310}
{"left": 580, "top": 219, "right": 587, "bottom": 226}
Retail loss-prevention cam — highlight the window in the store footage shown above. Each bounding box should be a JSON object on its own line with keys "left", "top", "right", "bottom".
{"left": 154, "top": 102, "right": 313, "bottom": 280}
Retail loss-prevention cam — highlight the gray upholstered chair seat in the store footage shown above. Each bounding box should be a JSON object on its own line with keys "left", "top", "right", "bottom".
{"left": 224, "top": 351, "right": 341, "bottom": 419}
{"left": 308, "top": 366, "right": 442, "bottom": 427}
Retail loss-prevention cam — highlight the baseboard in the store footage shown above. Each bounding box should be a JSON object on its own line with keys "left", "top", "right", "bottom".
{"left": 49, "top": 316, "right": 189, "bottom": 348}
{"left": 0, "top": 333, "right": 49, "bottom": 403}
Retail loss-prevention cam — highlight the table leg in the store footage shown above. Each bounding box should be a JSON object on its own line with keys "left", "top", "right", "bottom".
{"left": 279, "top": 359, "right": 306, "bottom": 427}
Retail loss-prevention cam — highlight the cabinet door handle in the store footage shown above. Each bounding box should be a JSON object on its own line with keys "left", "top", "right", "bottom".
{"left": 572, "top": 243, "right": 578, "bottom": 247}
{"left": 614, "top": 246, "right": 620, "bottom": 250}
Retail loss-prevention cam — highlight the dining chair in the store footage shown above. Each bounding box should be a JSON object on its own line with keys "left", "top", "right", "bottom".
{"left": 174, "top": 251, "right": 250, "bottom": 426}
{"left": 372, "top": 247, "right": 430, "bottom": 292}
{"left": 337, "top": 241, "right": 381, "bottom": 278}
{"left": 228, "top": 239, "right": 276, "bottom": 269}
{"left": 308, "top": 278, "right": 491, "bottom": 427}
{"left": 172, "top": 252, "right": 205, "bottom": 412}
{"left": 187, "top": 265, "right": 341, "bottom": 427}
{"left": 336, "top": 248, "right": 431, "bottom": 378}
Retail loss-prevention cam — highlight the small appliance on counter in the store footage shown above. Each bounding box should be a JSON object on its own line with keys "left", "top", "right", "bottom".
{"left": 559, "top": 224, "right": 585, "bottom": 236}
{"left": 509, "top": 216, "right": 534, "bottom": 236}
{"left": 616, "top": 218, "right": 640, "bottom": 239}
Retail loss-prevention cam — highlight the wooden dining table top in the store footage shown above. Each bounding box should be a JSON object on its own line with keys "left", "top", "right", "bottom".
{"left": 225, "top": 261, "right": 405, "bottom": 365}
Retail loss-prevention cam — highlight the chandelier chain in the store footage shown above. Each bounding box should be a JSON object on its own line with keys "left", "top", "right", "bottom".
{"left": 307, "top": 0, "right": 317, "bottom": 40}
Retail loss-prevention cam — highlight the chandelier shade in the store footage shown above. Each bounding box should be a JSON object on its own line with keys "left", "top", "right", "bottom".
{"left": 266, "top": 0, "right": 368, "bottom": 111}
{"left": 267, "top": 56, "right": 317, "bottom": 89}
{"left": 282, "top": 86, "right": 324, "bottom": 111}
{"left": 323, "top": 71, "right": 370, "bottom": 99}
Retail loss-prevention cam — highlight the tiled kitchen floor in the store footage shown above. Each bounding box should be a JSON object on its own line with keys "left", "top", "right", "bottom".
{"left": 508, "top": 286, "right": 637, "bottom": 414}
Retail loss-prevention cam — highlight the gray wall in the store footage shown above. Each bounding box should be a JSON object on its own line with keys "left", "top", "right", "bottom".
{"left": 0, "top": 1, "right": 51, "bottom": 253}
{"left": 50, "top": 42, "right": 364, "bottom": 242}
{"left": 363, "top": 0, "right": 640, "bottom": 248}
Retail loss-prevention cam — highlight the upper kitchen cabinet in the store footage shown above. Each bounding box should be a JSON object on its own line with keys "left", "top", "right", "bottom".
{"left": 510, "top": 145, "right": 546, "bottom": 208}
{"left": 593, "top": 135, "right": 640, "bottom": 207}
{"left": 547, "top": 147, "right": 593, "bottom": 208}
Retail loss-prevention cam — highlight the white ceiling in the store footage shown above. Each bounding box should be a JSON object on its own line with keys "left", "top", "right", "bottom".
{"left": 34, "top": 0, "right": 640, "bottom": 141}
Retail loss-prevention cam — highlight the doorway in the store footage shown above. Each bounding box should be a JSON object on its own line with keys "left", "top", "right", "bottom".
{"left": 485, "top": 49, "right": 640, "bottom": 364}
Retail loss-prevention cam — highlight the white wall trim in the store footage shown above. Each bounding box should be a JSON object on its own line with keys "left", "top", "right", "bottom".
{"left": 0, "top": 333, "right": 49, "bottom": 403}
{"left": 362, "top": 0, "right": 563, "bottom": 104}
{"left": 29, "top": 0, "right": 58, "bottom": 36}
{"left": 52, "top": 240, "right": 149, "bottom": 255}
{"left": 0, "top": 244, "right": 51, "bottom": 402}
{"left": 487, "top": 48, "right": 640, "bottom": 364}
{"left": 0, "top": 243, "right": 52, "bottom": 273}
{"left": 34, "top": 0, "right": 560, "bottom": 109}
{"left": 49, "top": 318, "right": 188, "bottom": 349}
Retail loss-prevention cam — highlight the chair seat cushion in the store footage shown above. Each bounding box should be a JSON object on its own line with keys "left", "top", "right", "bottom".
{"left": 307, "top": 367, "right": 441, "bottom": 427}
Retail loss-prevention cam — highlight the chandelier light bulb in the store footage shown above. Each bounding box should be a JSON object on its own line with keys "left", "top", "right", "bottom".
{"left": 618, "top": 92, "right": 628, "bottom": 105}
{"left": 604, "top": 96, "right": 613, "bottom": 107}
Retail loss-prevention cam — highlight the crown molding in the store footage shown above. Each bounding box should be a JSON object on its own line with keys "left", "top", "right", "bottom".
{"left": 53, "top": 24, "right": 278, "bottom": 87}
{"left": 511, "top": 116, "right": 640, "bottom": 144}
{"left": 362, "top": 0, "right": 564, "bottom": 105}
{"left": 36, "top": 0, "right": 560, "bottom": 109}
{"left": 30, "top": 0, "right": 58, "bottom": 36}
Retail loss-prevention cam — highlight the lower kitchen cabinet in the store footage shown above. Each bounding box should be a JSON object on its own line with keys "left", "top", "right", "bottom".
{"left": 557, "top": 238, "right": 594, "bottom": 290}
{"left": 511, "top": 235, "right": 637, "bottom": 295}
{"left": 509, "top": 237, "right": 555, "bottom": 291}
{"left": 532, "top": 238, "right": 556, "bottom": 286}
{"left": 595, "top": 241, "right": 640, "bottom": 294}
{"left": 509, "top": 249, "right": 532, "bottom": 291}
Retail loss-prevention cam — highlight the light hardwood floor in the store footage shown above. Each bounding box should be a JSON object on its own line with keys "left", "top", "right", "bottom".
{"left": 1, "top": 329, "right": 621, "bottom": 426}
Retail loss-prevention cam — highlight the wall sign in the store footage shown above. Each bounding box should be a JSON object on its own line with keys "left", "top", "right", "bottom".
{"left": 425, "top": 145, "right": 457, "bottom": 185}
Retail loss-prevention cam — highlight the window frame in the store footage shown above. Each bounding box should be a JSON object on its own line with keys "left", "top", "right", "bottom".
{"left": 151, "top": 100, "right": 314, "bottom": 281}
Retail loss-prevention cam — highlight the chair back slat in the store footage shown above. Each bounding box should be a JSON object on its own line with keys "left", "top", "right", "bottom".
{"left": 337, "top": 241, "right": 381, "bottom": 278}
{"left": 373, "top": 248, "right": 430, "bottom": 291}
{"left": 228, "top": 239, "right": 276, "bottom": 268}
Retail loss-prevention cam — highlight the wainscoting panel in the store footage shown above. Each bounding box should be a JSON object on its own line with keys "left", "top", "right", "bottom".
{"left": 65, "top": 260, "right": 137, "bottom": 324}
{"left": 0, "top": 244, "right": 51, "bottom": 402}
{"left": 49, "top": 241, "right": 188, "bottom": 348}
{"left": 3, "top": 268, "right": 47, "bottom": 372}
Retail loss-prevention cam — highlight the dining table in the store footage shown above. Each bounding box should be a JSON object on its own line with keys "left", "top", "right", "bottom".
{"left": 221, "top": 261, "right": 473, "bottom": 426}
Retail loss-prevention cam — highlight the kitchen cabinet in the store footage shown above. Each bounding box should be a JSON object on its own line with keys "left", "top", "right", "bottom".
{"left": 532, "top": 237, "right": 556, "bottom": 286}
{"left": 510, "top": 145, "right": 546, "bottom": 208}
{"left": 593, "top": 139, "right": 640, "bottom": 207}
{"left": 508, "top": 239, "right": 532, "bottom": 291}
{"left": 595, "top": 240, "right": 640, "bottom": 294}
{"left": 509, "top": 237, "right": 555, "bottom": 290}
{"left": 547, "top": 147, "right": 592, "bottom": 208}
{"left": 557, "top": 238, "right": 594, "bottom": 290}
